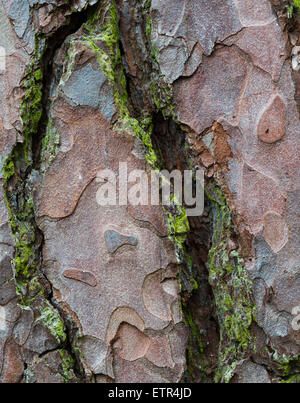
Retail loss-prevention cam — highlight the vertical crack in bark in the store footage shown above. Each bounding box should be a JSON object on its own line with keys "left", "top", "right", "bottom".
{"left": 149, "top": 115, "right": 220, "bottom": 382}
{"left": 113, "top": 1, "right": 220, "bottom": 382}
{"left": 2, "top": 1, "right": 102, "bottom": 383}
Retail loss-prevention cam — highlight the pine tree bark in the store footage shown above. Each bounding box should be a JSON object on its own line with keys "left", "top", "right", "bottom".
{"left": 0, "top": 0, "right": 299, "bottom": 383}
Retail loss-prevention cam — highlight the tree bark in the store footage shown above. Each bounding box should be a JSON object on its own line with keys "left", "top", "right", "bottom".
{"left": 0, "top": 0, "right": 299, "bottom": 383}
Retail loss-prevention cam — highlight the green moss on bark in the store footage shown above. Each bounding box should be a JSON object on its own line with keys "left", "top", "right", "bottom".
{"left": 143, "top": 2, "right": 176, "bottom": 118}
{"left": 272, "top": 351, "right": 300, "bottom": 382}
{"left": 82, "top": 0, "right": 202, "bottom": 381}
{"left": 82, "top": 0, "right": 159, "bottom": 168}
{"left": 2, "top": 36, "right": 46, "bottom": 302}
{"left": 38, "top": 305, "right": 67, "bottom": 344}
{"left": 183, "top": 309, "right": 208, "bottom": 381}
{"left": 40, "top": 118, "right": 60, "bottom": 174}
{"left": 294, "top": 0, "right": 300, "bottom": 11}
{"left": 59, "top": 350, "right": 76, "bottom": 383}
{"left": 206, "top": 185, "right": 256, "bottom": 383}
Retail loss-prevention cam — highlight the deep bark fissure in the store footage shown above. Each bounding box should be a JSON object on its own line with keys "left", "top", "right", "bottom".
{"left": 33, "top": 2, "right": 105, "bottom": 382}
{"left": 115, "top": 2, "right": 221, "bottom": 381}
{"left": 3, "top": 1, "right": 105, "bottom": 383}
{"left": 149, "top": 115, "right": 219, "bottom": 382}
{"left": 33, "top": 2, "right": 100, "bottom": 166}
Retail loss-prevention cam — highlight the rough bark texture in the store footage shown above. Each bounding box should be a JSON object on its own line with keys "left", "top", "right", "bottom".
{"left": 0, "top": 0, "right": 299, "bottom": 383}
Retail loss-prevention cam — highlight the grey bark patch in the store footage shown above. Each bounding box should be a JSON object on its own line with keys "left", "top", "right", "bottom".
{"left": 79, "top": 336, "right": 109, "bottom": 374}
{"left": 9, "top": 0, "right": 30, "bottom": 38}
{"left": 0, "top": 1, "right": 16, "bottom": 54}
{"left": 158, "top": 38, "right": 190, "bottom": 83}
{"left": 105, "top": 230, "right": 138, "bottom": 253}
{"left": 24, "top": 323, "right": 59, "bottom": 354}
{"left": 152, "top": 0, "right": 242, "bottom": 56}
{"left": 202, "top": 131, "right": 214, "bottom": 153}
{"left": 236, "top": 361, "right": 271, "bottom": 383}
{"left": 13, "top": 308, "right": 34, "bottom": 346}
{"left": 62, "top": 64, "right": 116, "bottom": 120}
